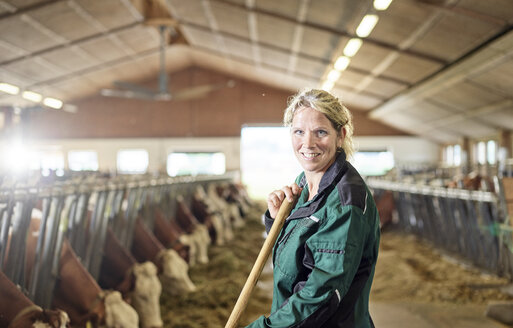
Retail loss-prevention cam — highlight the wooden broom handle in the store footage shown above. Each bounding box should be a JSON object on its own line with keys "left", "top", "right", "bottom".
{"left": 225, "top": 197, "right": 297, "bottom": 328}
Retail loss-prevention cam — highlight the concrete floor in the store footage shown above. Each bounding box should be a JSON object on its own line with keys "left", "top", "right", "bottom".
{"left": 370, "top": 301, "right": 508, "bottom": 328}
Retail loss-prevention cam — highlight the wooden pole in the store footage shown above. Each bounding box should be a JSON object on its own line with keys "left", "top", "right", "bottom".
{"left": 224, "top": 197, "right": 297, "bottom": 328}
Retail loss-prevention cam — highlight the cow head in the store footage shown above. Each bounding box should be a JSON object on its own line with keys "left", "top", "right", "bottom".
{"left": 158, "top": 249, "right": 196, "bottom": 295}
{"left": 10, "top": 307, "right": 70, "bottom": 328}
{"left": 103, "top": 291, "right": 139, "bottom": 328}
{"left": 131, "top": 262, "right": 163, "bottom": 328}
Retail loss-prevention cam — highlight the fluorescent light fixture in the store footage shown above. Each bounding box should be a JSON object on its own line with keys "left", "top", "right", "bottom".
{"left": 22, "top": 90, "right": 42, "bottom": 102}
{"left": 321, "top": 80, "right": 334, "bottom": 91}
{"left": 374, "top": 0, "right": 393, "bottom": 10}
{"left": 343, "top": 38, "right": 363, "bottom": 57}
{"left": 0, "top": 82, "right": 20, "bottom": 95}
{"left": 43, "top": 97, "right": 63, "bottom": 109}
{"left": 356, "top": 14, "right": 379, "bottom": 38}
{"left": 334, "top": 56, "right": 350, "bottom": 71}
{"left": 327, "top": 69, "right": 341, "bottom": 82}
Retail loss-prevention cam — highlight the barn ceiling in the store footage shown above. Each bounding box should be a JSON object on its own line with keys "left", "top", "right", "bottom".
{"left": 0, "top": 0, "right": 512, "bottom": 144}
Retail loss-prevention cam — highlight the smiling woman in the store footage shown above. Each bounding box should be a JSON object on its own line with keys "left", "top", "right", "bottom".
{"left": 247, "top": 89, "right": 380, "bottom": 328}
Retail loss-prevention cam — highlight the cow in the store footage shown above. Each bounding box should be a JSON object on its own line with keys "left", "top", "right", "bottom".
{"left": 175, "top": 196, "right": 211, "bottom": 265}
{"left": 191, "top": 186, "right": 226, "bottom": 245}
{"left": 0, "top": 270, "right": 70, "bottom": 328}
{"left": 131, "top": 217, "right": 196, "bottom": 295}
{"left": 24, "top": 227, "right": 139, "bottom": 328}
{"left": 99, "top": 228, "right": 163, "bottom": 328}
{"left": 152, "top": 207, "right": 189, "bottom": 261}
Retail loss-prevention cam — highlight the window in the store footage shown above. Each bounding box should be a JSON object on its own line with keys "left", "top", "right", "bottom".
{"left": 39, "top": 150, "right": 65, "bottom": 176}
{"left": 446, "top": 145, "right": 454, "bottom": 166}
{"left": 352, "top": 150, "right": 394, "bottom": 176}
{"left": 453, "top": 144, "right": 461, "bottom": 166}
{"left": 167, "top": 152, "right": 225, "bottom": 176}
{"left": 117, "top": 149, "right": 149, "bottom": 174}
{"left": 68, "top": 150, "right": 99, "bottom": 171}
{"left": 240, "top": 126, "right": 302, "bottom": 199}
{"left": 487, "top": 140, "right": 496, "bottom": 165}
{"left": 477, "top": 141, "right": 486, "bottom": 165}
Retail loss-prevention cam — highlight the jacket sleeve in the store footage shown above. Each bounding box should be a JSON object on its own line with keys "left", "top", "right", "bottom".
{"left": 246, "top": 205, "right": 369, "bottom": 328}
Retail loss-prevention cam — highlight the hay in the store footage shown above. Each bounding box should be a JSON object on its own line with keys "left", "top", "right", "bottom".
{"left": 371, "top": 230, "right": 513, "bottom": 304}
{"left": 160, "top": 202, "right": 271, "bottom": 328}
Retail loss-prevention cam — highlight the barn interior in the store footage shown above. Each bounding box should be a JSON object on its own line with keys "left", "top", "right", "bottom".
{"left": 1, "top": 0, "right": 513, "bottom": 327}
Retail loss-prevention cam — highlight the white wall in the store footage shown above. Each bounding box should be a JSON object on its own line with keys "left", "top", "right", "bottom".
{"left": 1, "top": 137, "right": 241, "bottom": 174}
{"left": 1, "top": 135, "right": 439, "bottom": 180}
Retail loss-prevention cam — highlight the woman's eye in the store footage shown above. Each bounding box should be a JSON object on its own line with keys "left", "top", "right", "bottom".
{"left": 293, "top": 129, "right": 304, "bottom": 135}
{"left": 317, "top": 130, "right": 328, "bottom": 137}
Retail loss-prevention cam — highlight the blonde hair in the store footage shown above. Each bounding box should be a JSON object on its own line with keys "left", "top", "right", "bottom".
{"left": 283, "top": 88, "right": 355, "bottom": 159}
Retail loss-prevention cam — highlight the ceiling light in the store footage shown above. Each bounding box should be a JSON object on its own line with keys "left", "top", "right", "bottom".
{"left": 43, "top": 97, "right": 63, "bottom": 109}
{"left": 321, "top": 80, "right": 334, "bottom": 92}
{"left": 343, "top": 38, "right": 363, "bottom": 57}
{"left": 356, "top": 14, "right": 379, "bottom": 38}
{"left": 0, "top": 82, "right": 20, "bottom": 95}
{"left": 327, "top": 69, "right": 341, "bottom": 82}
{"left": 374, "top": 0, "right": 393, "bottom": 10}
{"left": 334, "top": 56, "right": 351, "bottom": 71}
{"left": 22, "top": 90, "right": 42, "bottom": 103}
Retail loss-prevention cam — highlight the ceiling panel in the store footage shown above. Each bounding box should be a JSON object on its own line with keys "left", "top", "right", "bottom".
{"left": 28, "top": 1, "right": 98, "bottom": 41}
{"left": 38, "top": 46, "right": 97, "bottom": 72}
{"left": 294, "top": 56, "right": 325, "bottom": 79}
{"left": 256, "top": 0, "right": 299, "bottom": 20}
{"left": 468, "top": 59, "right": 513, "bottom": 97}
{"left": 369, "top": 0, "right": 437, "bottom": 47}
{"left": 349, "top": 42, "right": 395, "bottom": 74}
{"left": 0, "top": 16, "right": 59, "bottom": 53}
{"left": 257, "top": 13, "right": 296, "bottom": 49}
{"left": 381, "top": 52, "right": 443, "bottom": 84}
{"left": 211, "top": 1, "right": 249, "bottom": 40}
{"left": 300, "top": 26, "right": 342, "bottom": 61}
{"left": 259, "top": 46, "right": 290, "bottom": 71}
{"left": 115, "top": 25, "right": 160, "bottom": 53}
{"left": 479, "top": 108, "right": 513, "bottom": 130}
{"left": 306, "top": 0, "right": 366, "bottom": 33}
{"left": 75, "top": 0, "right": 138, "bottom": 30}
{"left": 443, "top": 119, "right": 497, "bottom": 138}
{"left": 167, "top": 0, "right": 209, "bottom": 28}
{"left": 404, "top": 100, "right": 454, "bottom": 122}
{"left": 222, "top": 35, "right": 253, "bottom": 61}
{"left": 410, "top": 9, "right": 503, "bottom": 62}
{"left": 5, "top": 57, "right": 65, "bottom": 83}
{"left": 458, "top": 0, "right": 513, "bottom": 23}
{"left": 362, "top": 77, "right": 408, "bottom": 99}
{"left": 431, "top": 81, "right": 506, "bottom": 111}
{"left": 78, "top": 36, "right": 129, "bottom": 63}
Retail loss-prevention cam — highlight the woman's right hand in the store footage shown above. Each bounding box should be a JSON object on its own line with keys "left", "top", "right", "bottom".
{"left": 267, "top": 183, "right": 302, "bottom": 219}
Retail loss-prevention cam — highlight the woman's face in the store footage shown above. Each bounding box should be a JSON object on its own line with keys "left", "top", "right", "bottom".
{"left": 291, "top": 107, "right": 344, "bottom": 176}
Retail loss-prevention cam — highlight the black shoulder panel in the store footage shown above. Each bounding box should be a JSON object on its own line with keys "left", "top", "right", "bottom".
{"left": 336, "top": 163, "right": 367, "bottom": 211}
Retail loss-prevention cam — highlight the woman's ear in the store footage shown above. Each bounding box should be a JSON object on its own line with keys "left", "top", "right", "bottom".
{"left": 337, "top": 127, "right": 346, "bottom": 148}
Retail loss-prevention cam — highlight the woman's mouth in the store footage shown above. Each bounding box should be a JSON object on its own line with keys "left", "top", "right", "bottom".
{"left": 301, "top": 152, "right": 320, "bottom": 159}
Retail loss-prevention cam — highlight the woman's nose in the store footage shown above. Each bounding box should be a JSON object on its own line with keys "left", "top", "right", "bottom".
{"left": 303, "top": 132, "right": 315, "bottom": 147}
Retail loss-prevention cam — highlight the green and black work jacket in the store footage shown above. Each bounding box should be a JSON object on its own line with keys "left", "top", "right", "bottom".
{"left": 247, "top": 151, "right": 380, "bottom": 328}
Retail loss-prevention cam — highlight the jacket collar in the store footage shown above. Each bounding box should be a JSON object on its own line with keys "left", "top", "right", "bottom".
{"left": 291, "top": 150, "right": 348, "bottom": 220}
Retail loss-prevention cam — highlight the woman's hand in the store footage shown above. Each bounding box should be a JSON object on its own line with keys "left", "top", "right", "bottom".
{"left": 267, "top": 183, "right": 302, "bottom": 219}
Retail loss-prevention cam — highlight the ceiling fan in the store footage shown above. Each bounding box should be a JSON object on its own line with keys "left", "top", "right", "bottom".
{"left": 100, "top": 25, "right": 235, "bottom": 101}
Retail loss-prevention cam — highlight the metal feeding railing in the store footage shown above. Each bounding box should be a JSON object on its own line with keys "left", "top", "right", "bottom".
{"left": 368, "top": 177, "right": 513, "bottom": 280}
{"left": 0, "top": 172, "right": 236, "bottom": 308}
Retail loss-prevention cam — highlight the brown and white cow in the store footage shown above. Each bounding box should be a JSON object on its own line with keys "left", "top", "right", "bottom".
{"left": 152, "top": 207, "right": 190, "bottom": 262}
{"left": 0, "top": 270, "right": 70, "bottom": 328}
{"left": 175, "top": 196, "right": 211, "bottom": 266}
{"left": 191, "top": 186, "right": 225, "bottom": 245}
{"left": 131, "top": 217, "right": 196, "bottom": 295}
{"left": 99, "top": 228, "right": 163, "bottom": 328}
{"left": 53, "top": 240, "right": 139, "bottom": 328}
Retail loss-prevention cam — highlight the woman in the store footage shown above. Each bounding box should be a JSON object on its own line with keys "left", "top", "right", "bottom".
{"left": 247, "top": 89, "right": 380, "bottom": 328}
